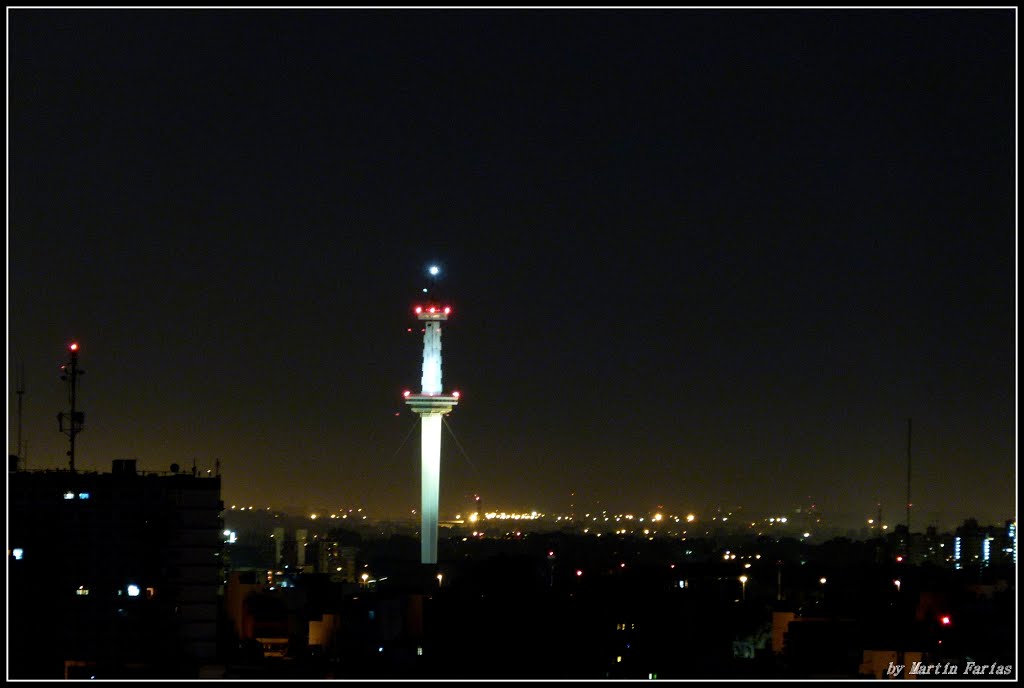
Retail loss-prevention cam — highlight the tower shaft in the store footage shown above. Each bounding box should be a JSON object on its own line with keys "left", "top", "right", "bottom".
{"left": 419, "top": 414, "right": 443, "bottom": 564}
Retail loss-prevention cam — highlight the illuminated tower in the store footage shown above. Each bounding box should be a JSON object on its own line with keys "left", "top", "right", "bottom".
{"left": 404, "top": 277, "right": 460, "bottom": 565}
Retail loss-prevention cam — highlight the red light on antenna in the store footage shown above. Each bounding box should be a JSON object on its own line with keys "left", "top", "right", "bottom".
{"left": 896, "top": 556, "right": 904, "bottom": 562}
{"left": 940, "top": 615, "right": 951, "bottom": 626}
{"left": 69, "top": 343, "right": 79, "bottom": 351}
{"left": 576, "top": 569, "right": 583, "bottom": 577}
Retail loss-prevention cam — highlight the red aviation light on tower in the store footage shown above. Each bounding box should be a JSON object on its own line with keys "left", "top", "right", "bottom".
{"left": 414, "top": 306, "right": 422, "bottom": 314}
{"left": 69, "top": 342, "right": 79, "bottom": 352}
{"left": 452, "top": 391, "right": 460, "bottom": 399}
{"left": 403, "top": 390, "right": 411, "bottom": 398}
{"left": 444, "top": 307, "right": 451, "bottom": 315}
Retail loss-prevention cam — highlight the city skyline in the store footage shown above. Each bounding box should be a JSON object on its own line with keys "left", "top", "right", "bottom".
{"left": 8, "top": 10, "right": 1016, "bottom": 530}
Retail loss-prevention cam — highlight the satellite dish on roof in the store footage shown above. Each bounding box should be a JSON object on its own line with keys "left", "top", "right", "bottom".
{"left": 170, "top": 463, "right": 180, "bottom": 474}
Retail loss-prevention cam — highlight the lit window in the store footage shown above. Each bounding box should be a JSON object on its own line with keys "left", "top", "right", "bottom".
{"left": 127, "top": 584, "right": 141, "bottom": 597}
{"left": 78, "top": 492, "right": 90, "bottom": 500}
{"left": 64, "top": 492, "right": 75, "bottom": 500}
{"left": 76, "top": 586, "right": 89, "bottom": 596}
{"left": 12, "top": 548, "right": 24, "bottom": 560}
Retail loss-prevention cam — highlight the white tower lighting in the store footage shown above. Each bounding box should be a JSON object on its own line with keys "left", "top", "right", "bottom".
{"left": 405, "top": 302, "right": 459, "bottom": 565}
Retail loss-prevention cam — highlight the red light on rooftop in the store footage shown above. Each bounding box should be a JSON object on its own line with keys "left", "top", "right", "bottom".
{"left": 896, "top": 556, "right": 904, "bottom": 562}
{"left": 940, "top": 615, "right": 951, "bottom": 626}
{"left": 576, "top": 569, "right": 583, "bottom": 577}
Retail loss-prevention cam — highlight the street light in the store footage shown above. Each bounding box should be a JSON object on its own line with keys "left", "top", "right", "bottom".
{"left": 894, "top": 579, "right": 901, "bottom": 592}
{"left": 739, "top": 575, "right": 748, "bottom": 601}
{"left": 437, "top": 573, "right": 443, "bottom": 587}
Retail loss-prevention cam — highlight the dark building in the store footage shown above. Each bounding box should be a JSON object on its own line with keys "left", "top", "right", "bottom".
{"left": 8, "top": 459, "right": 224, "bottom": 678}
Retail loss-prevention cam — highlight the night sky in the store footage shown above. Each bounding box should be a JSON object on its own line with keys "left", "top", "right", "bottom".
{"left": 8, "top": 9, "right": 1016, "bottom": 530}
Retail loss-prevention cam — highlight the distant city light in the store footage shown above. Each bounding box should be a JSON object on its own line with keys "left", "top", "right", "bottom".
{"left": 64, "top": 492, "right": 75, "bottom": 500}
{"left": 576, "top": 569, "right": 583, "bottom": 577}
{"left": 686, "top": 514, "right": 695, "bottom": 522}
{"left": 127, "top": 584, "right": 141, "bottom": 597}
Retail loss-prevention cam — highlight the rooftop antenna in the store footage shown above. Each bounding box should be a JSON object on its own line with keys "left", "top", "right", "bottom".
{"left": 57, "top": 342, "right": 85, "bottom": 472}
{"left": 906, "top": 418, "right": 912, "bottom": 537}
{"left": 15, "top": 358, "right": 25, "bottom": 467}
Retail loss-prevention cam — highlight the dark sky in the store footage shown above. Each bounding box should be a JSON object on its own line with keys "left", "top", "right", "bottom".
{"left": 8, "top": 9, "right": 1016, "bottom": 530}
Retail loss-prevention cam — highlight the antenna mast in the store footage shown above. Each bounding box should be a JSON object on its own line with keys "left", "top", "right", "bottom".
{"left": 57, "top": 342, "right": 85, "bottom": 472}
{"left": 906, "top": 418, "right": 912, "bottom": 537}
{"left": 16, "top": 360, "right": 25, "bottom": 466}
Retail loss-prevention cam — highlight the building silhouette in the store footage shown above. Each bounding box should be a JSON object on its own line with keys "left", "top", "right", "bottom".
{"left": 8, "top": 458, "right": 223, "bottom": 678}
